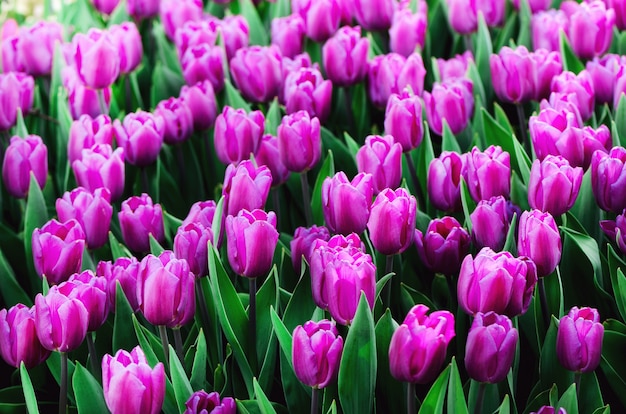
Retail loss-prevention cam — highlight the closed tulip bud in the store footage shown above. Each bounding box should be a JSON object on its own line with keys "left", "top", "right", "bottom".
{"left": 389, "top": 304, "right": 455, "bottom": 383}
{"left": 511, "top": 0, "right": 550, "bottom": 12}
{"left": 113, "top": 110, "right": 164, "bottom": 167}
{"left": 226, "top": 209, "right": 279, "bottom": 278}
{"left": 490, "top": 46, "right": 536, "bottom": 104}
{"left": 68, "top": 114, "right": 114, "bottom": 164}
{"left": 72, "top": 29, "right": 120, "bottom": 89}
{"left": 465, "top": 312, "right": 518, "bottom": 383}
{"left": 184, "top": 391, "right": 236, "bottom": 414}
{"left": 181, "top": 44, "right": 225, "bottom": 93}
{"left": 601, "top": 210, "right": 626, "bottom": 255}
{"left": 13, "top": 72, "right": 35, "bottom": 116}
{"left": 179, "top": 81, "right": 218, "bottom": 131}
{"left": 551, "top": 70, "right": 595, "bottom": 121}
{"left": 458, "top": 247, "right": 538, "bottom": 317}
{"left": 0, "top": 73, "right": 23, "bottom": 130}
{"left": 231, "top": 46, "right": 283, "bottom": 103}
{"left": 384, "top": 89, "right": 423, "bottom": 153}
{"left": 293, "top": 0, "right": 342, "bottom": 42}
{"left": 92, "top": 0, "right": 120, "bottom": 14}
{"left": 322, "top": 172, "right": 374, "bottom": 235}
{"left": 591, "top": 147, "right": 626, "bottom": 213}
{"left": 62, "top": 67, "right": 112, "bottom": 119}
{"left": 127, "top": 0, "right": 160, "bottom": 19}
{"left": 445, "top": 0, "right": 478, "bottom": 34}
{"left": 256, "top": 134, "right": 291, "bottom": 186}
{"left": 356, "top": 135, "right": 402, "bottom": 194}
{"left": 532, "top": 10, "right": 568, "bottom": 53}
{"left": 271, "top": 14, "right": 306, "bottom": 59}
{"left": 566, "top": 0, "right": 615, "bottom": 60}
{"left": 368, "top": 53, "right": 426, "bottom": 108}
{"left": 1, "top": 32, "right": 24, "bottom": 73}
{"left": 220, "top": 16, "right": 250, "bottom": 61}
{"left": 586, "top": 54, "right": 626, "bottom": 105}
{"left": 470, "top": 195, "right": 513, "bottom": 251}
{"left": 214, "top": 106, "right": 265, "bottom": 166}
{"left": 72, "top": 144, "right": 125, "bottom": 201}
{"left": 291, "top": 225, "right": 331, "bottom": 274}
{"left": 222, "top": 160, "right": 272, "bottom": 217}
{"left": 2, "top": 135, "right": 47, "bottom": 199}
{"left": 18, "top": 21, "right": 63, "bottom": 77}
{"left": 283, "top": 67, "right": 333, "bottom": 122}
{"left": 56, "top": 187, "right": 113, "bottom": 250}
{"left": 97, "top": 256, "right": 141, "bottom": 311}
{"left": 424, "top": 79, "right": 474, "bottom": 135}
{"left": 528, "top": 155, "right": 583, "bottom": 216}
{"left": 102, "top": 346, "right": 165, "bottom": 414}
{"left": 119, "top": 194, "right": 165, "bottom": 253}
{"left": 532, "top": 49, "right": 563, "bottom": 101}
{"left": 540, "top": 92, "right": 585, "bottom": 123}
{"left": 154, "top": 97, "right": 194, "bottom": 145}
{"left": 368, "top": 187, "right": 417, "bottom": 255}
{"left": 66, "top": 270, "right": 110, "bottom": 332}
{"left": 464, "top": 145, "right": 511, "bottom": 202}
{"left": 613, "top": 66, "right": 626, "bottom": 109}
{"left": 322, "top": 26, "right": 369, "bottom": 87}
{"left": 353, "top": 0, "right": 396, "bottom": 30}
{"left": 277, "top": 110, "right": 321, "bottom": 173}
{"left": 517, "top": 210, "right": 561, "bottom": 277}
{"left": 415, "top": 217, "right": 470, "bottom": 276}
{"left": 0, "top": 304, "right": 50, "bottom": 368}
{"left": 174, "top": 222, "right": 213, "bottom": 278}
{"left": 182, "top": 200, "right": 218, "bottom": 229}
{"left": 280, "top": 53, "right": 316, "bottom": 100}
{"left": 436, "top": 51, "right": 474, "bottom": 82}
{"left": 174, "top": 19, "right": 219, "bottom": 58}
{"left": 427, "top": 151, "right": 464, "bottom": 212}
{"left": 556, "top": 306, "right": 604, "bottom": 373}
{"left": 292, "top": 320, "right": 343, "bottom": 388}
{"left": 32, "top": 219, "right": 85, "bottom": 285}
{"left": 531, "top": 407, "right": 567, "bottom": 414}
{"left": 108, "top": 23, "right": 143, "bottom": 74}
{"left": 160, "top": 0, "right": 203, "bottom": 41}
{"left": 611, "top": 0, "right": 626, "bottom": 29}
{"left": 389, "top": 3, "right": 428, "bottom": 57}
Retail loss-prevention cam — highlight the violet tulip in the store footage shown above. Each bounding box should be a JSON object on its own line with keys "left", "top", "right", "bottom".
{"left": 565, "top": 0, "right": 615, "bottom": 61}
{"left": 611, "top": 0, "right": 626, "bottom": 30}
{"left": 72, "top": 144, "right": 125, "bottom": 201}
{"left": 56, "top": 187, "right": 113, "bottom": 250}
{"left": 226, "top": 209, "right": 279, "bottom": 279}
{"left": 179, "top": 81, "right": 218, "bottom": 131}
{"left": 220, "top": 16, "right": 250, "bottom": 61}
{"left": 586, "top": 54, "right": 626, "bottom": 106}
{"left": 0, "top": 304, "right": 50, "bottom": 368}
{"left": 532, "top": 49, "right": 563, "bottom": 101}
{"left": 464, "top": 145, "right": 511, "bottom": 202}
{"left": 17, "top": 21, "right": 63, "bottom": 77}
{"left": 184, "top": 391, "right": 236, "bottom": 414}
{"left": 368, "top": 53, "right": 426, "bottom": 108}
{"left": 384, "top": 88, "right": 424, "bottom": 153}
{"left": 66, "top": 271, "right": 110, "bottom": 332}
{"left": 213, "top": 106, "right": 265, "bottom": 166}
{"left": 119, "top": 194, "right": 165, "bottom": 253}
{"left": 458, "top": 247, "right": 538, "bottom": 317}
{"left": 353, "top": 0, "right": 396, "bottom": 31}
{"left": 389, "top": 3, "right": 428, "bottom": 57}
{"left": 91, "top": 0, "right": 120, "bottom": 14}
{"left": 550, "top": 70, "right": 595, "bottom": 121}
{"left": 1, "top": 31, "right": 23, "bottom": 73}
{"left": 292, "top": 319, "right": 343, "bottom": 388}
{"left": 32, "top": 219, "right": 85, "bottom": 285}
{"left": 256, "top": 134, "right": 291, "bottom": 186}
{"left": 154, "top": 97, "right": 194, "bottom": 145}
{"left": 601, "top": 210, "right": 626, "bottom": 255}
{"left": 531, "top": 407, "right": 567, "bottom": 414}
{"left": 591, "top": 147, "right": 626, "bottom": 213}
{"left": 436, "top": 51, "right": 474, "bottom": 82}
{"left": 469, "top": 196, "right": 514, "bottom": 252}
{"left": 389, "top": 304, "right": 455, "bottom": 383}
{"left": 230, "top": 46, "right": 283, "bottom": 103}
{"left": 415, "top": 216, "right": 471, "bottom": 276}
{"left": 271, "top": 14, "right": 306, "bottom": 59}
{"left": 2, "top": 134, "right": 47, "bottom": 199}
{"left": 517, "top": 210, "right": 561, "bottom": 277}
{"left": 62, "top": 67, "right": 112, "bottom": 119}
{"left": 175, "top": 19, "right": 219, "bottom": 58}
{"left": 102, "top": 346, "right": 165, "bottom": 414}
{"left": 356, "top": 134, "right": 402, "bottom": 194}
{"left": 531, "top": 10, "right": 568, "bottom": 53}
{"left": 322, "top": 26, "right": 369, "bottom": 87}
{"left": 614, "top": 66, "right": 626, "bottom": 109}
{"left": 293, "top": 0, "right": 342, "bottom": 42}
{"left": 127, "top": 0, "right": 160, "bottom": 19}
{"left": 180, "top": 44, "right": 225, "bottom": 92}
{"left": 290, "top": 225, "right": 331, "bottom": 274}
{"left": 222, "top": 160, "right": 272, "bottom": 217}
{"left": 556, "top": 306, "right": 604, "bottom": 373}
{"left": 113, "top": 110, "right": 165, "bottom": 167}
{"left": 108, "top": 22, "right": 143, "bottom": 74}
{"left": 423, "top": 79, "right": 474, "bottom": 135}
{"left": 427, "top": 151, "right": 465, "bottom": 212}
{"left": 277, "top": 110, "right": 321, "bottom": 173}
{"left": 174, "top": 222, "right": 213, "bottom": 277}
{"left": 182, "top": 200, "right": 218, "bottom": 229}
{"left": 0, "top": 73, "right": 23, "bottom": 130}
{"left": 490, "top": 46, "right": 536, "bottom": 104}
{"left": 367, "top": 187, "right": 417, "bottom": 255}
{"left": 97, "top": 256, "right": 141, "bottom": 311}
{"left": 322, "top": 172, "right": 374, "bottom": 235}
{"left": 446, "top": 0, "right": 505, "bottom": 34}
{"left": 283, "top": 67, "right": 333, "bottom": 122}
{"left": 12, "top": 72, "right": 35, "bottom": 117}
{"left": 465, "top": 312, "right": 518, "bottom": 383}
{"left": 68, "top": 114, "right": 114, "bottom": 164}
{"left": 510, "top": 0, "right": 550, "bottom": 12}
{"left": 72, "top": 29, "right": 120, "bottom": 89}
{"left": 528, "top": 155, "right": 583, "bottom": 216}
{"left": 160, "top": 0, "right": 203, "bottom": 41}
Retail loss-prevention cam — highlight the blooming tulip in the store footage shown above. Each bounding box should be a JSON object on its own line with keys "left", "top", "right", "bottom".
{"left": 66, "top": 271, "right": 110, "bottom": 332}
{"left": 291, "top": 225, "right": 331, "bottom": 274}
{"left": 601, "top": 210, "right": 626, "bottom": 255}
{"left": 470, "top": 196, "right": 514, "bottom": 252}
{"left": 127, "top": 0, "right": 160, "bottom": 19}
{"left": 230, "top": 46, "right": 283, "bottom": 103}
{"left": 389, "top": 3, "right": 428, "bottom": 57}
{"left": 292, "top": 319, "right": 343, "bottom": 388}
{"left": 322, "top": 172, "right": 374, "bottom": 235}
{"left": 550, "top": 70, "right": 595, "bottom": 121}
{"left": 68, "top": 114, "right": 114, "bottom": 164}
{"left": 56, "top": 187, "right": 113, "bottom": 250}
{"left": 222, "top": 160, "right": 272, "bottom": 217}
{"left": 180, "top": 44, "right": 225, "bottom": 92}
{"left": 72, "top": 29, "right": 120, "bottom": 89}
{"left": 415, "top": 217, "right": 471, "bottom": 276}
{"left": 435, "top": 51, "right": 474, "bottom": 82}
{"left": 510, "top": 0, "right": 550, "bottom": 12}
{"left": 490, "top": 46, "right": 536, "bottom": 104}
{"left": 2, "top": 135, "right": 47, "bottom": 199}
{"left": 97, "top": 256, "right": 141, "bottom": 311}
{"left": 293, "top": 0, "right": 341, "bottom": 42}
{"left": 277, "top": 110, "right": 321, "bottom": 173}
{"left": 356, "top": 135, "right": 402, "bottom": 194}
{"left": 256, "top": 134, "right": 291, "bottom": 186}
{"left": 0, "top": 73, "right": 26, "bottom": 130}
{"left": 12, "top": 72, "right": 35, "bottom": 117}
{"left": 174, "top": 222, "right": 213, "bottom": 278}
{"left": 213, "top": 106, "right": 265, "bottom": 166}
{"left": 17, "top": 21, "right": 63, "bottom": 77}
{"left": 113, "top": 110, "right": 165, "bottom": 167}
{"left": 532, "top": 10, "right": 568, "bottom": 53}
{"left": 368, "top": 53, "right": 426, "bottom": 108}
{"left": 108, "top": 22, "right": 143, "bottom": 74}
{"left": 532, "top": 49, "right": 563, "bottom": 101}
{"left": 271, "top": 14, "right": 306, "bottom": 59}
{"left": 118, "top": 194, "right": 165, "bottom": 253}
{"left": 174, "top": 19, "right": 219, "bottom": 57}
{"left": 528, "top": 155, "right": 583, "bottom": 216}
{"left": 586, "top": 54, "right": 626, "bottom": 106}
{"left": 32, "top": 219, "right": 86, "bottom": 285}
{"left": 565, "top": 0, "right": 615, "bottom": 60}
{"left": 179, "top": 81, "right": 218, "bottom": 131}
{"left": 220, "top": 16, "right": 250, "bottom": 61}
{"left": 353, "top": 0, "right": 396, "bottom": 30}
{"left": 384, "top": 88, "right": 424, "bottom": 152}
{"left": 160, "top": 0, "right": 203, "bottom": 41}
{"left": 427, "top": 151, "right": 464, "bottom": 212}
{"left": 62, "top": 67, "right": 112, "bottom": 119}
{"left": 517, "top": 210, "right": 561, "bottom": 277}
{"left": 184, "top": 391, "right": 236, "bottom": 414}
{"left": 423, "top": 79, "right": 474, "bottom": 135}
{"left": 283, "top": 67, "right": 333, "bottom": 122}
{"left": 591, "top": 147, "right": 626, "bottom": 213}
{"left": 0, "top": 304, "right": 50, "bottom": 368}
{"left": 446, "top": 0, "right": 505, "bottom": 34}
{"left": 322, "top": 26, "right": 369, "bottom": 87}
{"left": 154, "top": 97, "right": 194, "bottom": 145}
{"left": 464, "top": 145, "right": 511, "bottom": 202}
{"left": 367, "top": 187, "right": 417, "bottom": 255}
{"left": 91, "top": 0, "right": 120, "bottom": 14}
{"left": 556, "top": 306, "right": 604, "bottom": 373}
{"left": 72, "top": 144, "right": 125, "bottom": 201}
{"left": 182, "top": 200, "right": 218, "bottom": 229}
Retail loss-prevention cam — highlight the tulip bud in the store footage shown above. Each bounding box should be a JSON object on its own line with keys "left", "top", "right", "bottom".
{"left": 528, "top": 155, "right": 583, "bottom": 216}
{"left": 322, "top": 26, "right": 369, "bottom": 87}
{"left": 2, "top": 135, "right": 47, "bottom": 199}
{"left": 213, "top": 106, "right": 265, "bottom": 166}
{"left": 160, "top": 0, "right": 203, "bottom": 41}
{"left": 182, "top": 200, "right": 218, "bottom": 229}
{"left": 226, "top": 209, "right": 279, "bottom": 278}
{"left": 368, "top": 187, "right": 417, "bottom": 255}
{"left": 277, "top": 110, "right": 322, "bottom": 173}
{"left": 13, "top": 72, "right": 35, "bottom": 117}
{"left": 427, "top": 151, "right": 464, "bottom": 212}
{"left": 34, "top": 284, "right": 89, "bottom": 352}
{"left": 113, "top": 110, "right": 165, "bottom": 167}
{"left": 464, "top": 145, "right": 511, "bottom": 202}
{"left": 510, "top": 0, "right": 550, "bottom": 12}
{"left": 32, "top": 219, "right": 86, "bottom": 285}
{"left": 174, "top": 222, "right": 213, "bottom": 278}
{"left": 230, "top": 46, "right": 283, "bottom": 103}
{"left": 0, "top": 73, "right": 25, "bottom": 130}
{"left": 127, "top": 0, "right": 160, "bottom": 19}
{"left": 446, "top": 0, "right": 505, "bottom": 33}
{"left": 601, "top": 209, "right": 626, "bottom": 255}
{"left": 68, "top": 114, "right": 114, "bottom": 164}
{"left": 322, "top": 172, "right": 374, "bottom": 235}
{"left": 175, "top": 19, "right": 220, "bottom": 58}
{"left": 179, "top": 80, "right": 218, "bottom": 131}
{"left": 587, "top": 54, "right": 626, "bottom": 106}
{"left": 591, "top": 147, "right": 626, "bottom": 213}
{"left": 615, "top": 65, "right": 626, "bottom": 111}
{"left": 102, "top": 346, "right": 165, "bottom": 414}
{"left": 550, "top": 70, "right": 595, "bottom": 121}
{"left": 184, "top": 391, "right": 236, "bottom": 414}
{"left": 458, "top": 247, "right": 538, "bottom": 317}
{"left": 435, "top": 51, "right": 474, "bottom": 82}
{"left": 56, "top": 187, "right": 113, "bottom": 250}
{"left": 283, "top": 67, "right": 333, "bottom": 122}
{"left": 293, "top": 0, "right": 341, "bottom": 42}
{"left": 97, "top": 256, "right": 141, "bottom": 311}
{"left": 532, "top": 10, "right": 568, "bottom": 53}
{"left": 180, "top": 44, "right": 225, "bottom": 93}
{"left": 353, "top": 0, "right": 396, "bottom": 31}
{"left": 556, "top": 306, "right": 604, "bottom": 373}
{"left": 154, "top": 97, "right": 194, "bottom": 145}
{"left": 415, "top": 217, "right": 470, "bottom": 276}
{"left": 119, "top": 194, "right": 165, "bottom": 253}
{"left": 18, "top": 21, "right": 63, "bottom": 77}
{"left": 108, "top": 22, "right": 143, "bottom": 74}
{"left": 368, "top": 53, "right": 426, "bottom": 108}
{"left": 389, "top": 3, "right": 428, "bottom": 57}
{"left": 384, "top": 88, "right": 424, "bottom": 152}
{"left": 532, "top": 49, "right": 563, "bottom": 101}
{"left": 220, "top": 16, "right": 250, "bottom": 61}
{"left": 256, "top": 134, "right": 291, "bottom": 186}
{"left": 290, "top": 225, "right": 331, "bottom": 274}
{"left": 490, "top": 46, "right": 536, "bottom": 104}
{"left": 72, "top": 144, "right": 125, "bottom": 201}
{"left": 92, "top": 0, "right": 121, "bottom": 14}
{"left": 72, "top": 29, "right": 120, "bottom": 89}
{"left": 0, "top": 304, "right": 50, "bottom": 368}
{"left": 62, "top": 67, "right": 112, "bottom": 119}
{"left": 424, "top": 79, "right": 474, "bottom": 135}
{"left": 566, "top": 0, "right": 615, "bottom": 61}
{"left": 356, "top": 135, "right": 402, "bottom": 194}
{"left": 280, "top": 53, "right": 316, "bottom": 101}
{"left": 517, "top": 210, "right": 561, "bottom": 277}
{"left": 531, "top": 407, "right": 567, "bottom": 414}
{"left": 389, "top": 304, "right": 455, "bottom": 383}
{"left": 1, "top": 32, "right": 23, "bottom": 73}
{"left": 469, "top": 195, "right": 517, "bottom": 252}
{"left": 222, "top": 160, "right": 272, "bottom": 217}
{"left": 465, "top": 312, "right": 518, "bottom": 383}
{"left": 292, "top": 320, "right": 343, "bottom": 388}
{"left": 271, "top": 14, "right": 306, "bottom": 59}
{"left": 66, "top": 270, "right": 110, "bottom": 332}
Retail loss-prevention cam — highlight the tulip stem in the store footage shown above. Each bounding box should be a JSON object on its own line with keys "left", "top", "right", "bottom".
{"left": 464, "top": 35, "right": 473, "bottom": 54}
{"left": 86, "top": 333, "right": 100, "bottom": 378}
{"left": 249, "top": 277, "right": 258, "bottom": 373}
{"left": 516, "top": 103, "right": 530, "bottom": 155}
{"left": 158, "top": 325, "right": 170, "bottom": 371}
{"left": 124, "top": 74, "right": 132, "bottom": 115}
{"left": 272, "top": 188, "right": 282, "bottom": 231}
{"left": 384, "top": 255, "right": 394, "bottom": 307}
{"left": 97, "top": 89, "right": 108, "bottom": 116}
{"left": 301, "top": 172, "right": 313, "bottom": 226}
{"left": 474, "top": 382, "right": 486, "bottom": 414}
{"left": 173, "top": 328, "right": 184, "bottom": 363}
{"left": 404, "top": 152, "right": 425, "bottom": 209}
{"left": 344, "top": 87, "right": 354, "bottom": 134}
{"left": 575, "top": 372, "right": 582, "bottom": 400}
{"left": 141, "top": 167, "right": 150, "bottom": 195}
{"left": 176, "top": 144, "right": 187, "bottom": 195}
{"left": 311, "top": 387, "right": 320, "bottom": 414}
{"left": 195, "top": 280, "right": 210, "bottom": 331}
{"left": 59, "top": 352, "right": 67, "bottom": 414}
{"left": 446, "top": 274, "right": 457, "bottom": 310}
{"left": 407, "top": 382, "right": 415, "bottom": 414}
{"left": 538, "top": 278, "right": 550, "bottom": 329}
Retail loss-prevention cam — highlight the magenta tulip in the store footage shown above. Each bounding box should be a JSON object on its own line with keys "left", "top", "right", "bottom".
{"left": 322, "top": 172, "right": 374, "bottom": 235}
{"left": 367, "top": 187, "right": 417, "bottom": 255}
{"left": 292, "top": 320, "right": 343, "bottom": 388}
{"left": 2, "top": 134, "right": 47, "bottom": 199}
{"left": 118, "top": 194, "right": 165, "bottom": 253}
{"left": 556, "top": 306, "right": 604, "bottom": 373}
{"left": 72, "top": 144, "right": 125, "bottom": 201}
{"left": 32, "top": 219, "right": 85, "bottom": 285}
{"left": 0, "top": 304, "right": 50, "bottom": 368}
{"left": 56, "top": 187, "right": 112, "bottom": 250}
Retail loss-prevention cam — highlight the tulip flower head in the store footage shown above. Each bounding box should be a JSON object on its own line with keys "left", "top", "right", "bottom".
{"left": 0, "top": 304, "right": 50, "bottom": 368}
{"left": 556, "top": 306, "right": 604, "bottom": 373}
{"left": 292, "top": 319, "right": 344, "bottom": 388}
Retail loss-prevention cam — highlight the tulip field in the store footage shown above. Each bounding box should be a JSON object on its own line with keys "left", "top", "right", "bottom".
{"left": 3, "top": 0, "right": 626, "bottom": 413}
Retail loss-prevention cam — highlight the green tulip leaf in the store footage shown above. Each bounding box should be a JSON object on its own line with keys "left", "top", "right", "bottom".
{"left": 237, "top": 0, "right": 268, "bottom": 46}
{"left": 24, "top": 173, "right": 49, "bottom": 294}
{"left": 113, "top": 282, "right": 139, "bottom": 351}
{"left": 475, "top": 14, "right": 493, "bottom": 101}
{"left": 149, "top": 233, "right": 165, "bottom": 256}
{"left": 615, "top": 95, "right": 626, "bottom": 147}
{"left": 460, "top": 178, "right": 476, "bottom": 233}
{"left": 321, "top": 127, "right": 357, "bottom": 177}
{"left": 224, "top": 79, "right": 252, "bottom": 112}
{"left": 539, "top": 317, "right": 574, "bottom": 393}
{"left": 257, "top": 268, "right": 279, "bottom": 392}
{"left": 13, "top": 109, "right": 28, "bottom": 138}
{"left": 559, "top": 31, "right": 584, "bottom": 74}
{"left": 375, "top": 272, "right": 394, "bottom": 303}
{"left": 344, "top": 132, "right": 361, "bottom": 158}
{"left": 374, "top": 310, "right": 404, "bottom": 414}
{"left": 447, "top": 357, "right": 469, "bottom": 414}
{"left": 442, "top": 121, "right": 462, "bottom": 153}
{"left": 190, "top": 329, "right": 208, "bottom": 391}
{"left": 20, "top": 363, "right": 39, "bottom": 414}
{"left": 108, "top": 232, "right": 133, "bottom": 260}
{"left": 418, "top": 364, "right": 450, "bottom": 414}
{"left": 268, "top": 0, "right": 291, "bottom": 20}
{"left": 600, "top": 327, "right": 626, "bottom": 407}
{"left": 503, "top": 212, "right": 518, "bottom": 255}
{"left": 265, "top": 98, "right": 282, "bottom": 136}
{"left": 0, "top": 248, "right": 31, "bottom": 307}
{"left": 608, "top": 244, "right": 626, "bottom": 321}
{"left": 270, "top": 307, "right": 292, "bottom": 364}
{"left": 253, "top": 377, "right": 277, "bottom": 414}
{"left": 169, "top": 345, "right": 194, "bottom": 413}
{"left": 72, "top": 363, "right": 108, "bottom": 414}
{"left": 516, "top": 0, "right": 532, "bottom": 48}
{"left": 496, "top": 395, "right": 510, "bottom": 414}
{"left": 556, "top": 383, "right": 579, "bottom": 414}
{"left": 311, "top": 150, "right": 335, "bottom": 226}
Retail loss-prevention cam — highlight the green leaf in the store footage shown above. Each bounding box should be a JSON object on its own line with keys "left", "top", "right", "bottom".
{"left": 374, "top": 310, "right": 404, "bottom": 414}
{"left": 254, "top": 377, "right": 277, "bottom": 414}
{"left": 265, "top": 98, "right": 282, "bottom": 136}
{"left": 169, "top": 345, "right": 194, "bottom": 413}
{"left": 190, "top": 329, "right": 208, "bottom": 391}
{"left": 600, "top": 327, "right": 626, "bottom": 407}
{"left": 447, "top": 357, "right": 469, "bottom": 414}
{"left": 108, "top": 232, "right": 132, "bottom": 260}
{"left": 496, "top": 395, "right": 510, "bottom": 414}
{"left": 418, "top": 365, "right": 450, "bottom": 414}
{"left": 321, "top": 127, "right": 357, "bottom": 177}
{"left": 516, "top": 0, "right": 532, "bottom": 48}
{"left": 149, "top": 233, "right": 165, "bottom": 256}
{"left": 344, "top": 132, "right": 361, "bottom": 158}
{"left": 212, "top": 196, "right": 225, "bottom": 248}
{"left": 560, "top": 31, "right": 584, "bottom": 74}
{"left": 0, "top": 248, "right": 31, "bottom": 306}
{"left": 460, "top": 178, "right": 476, "bottom": 233}
{"left": 113, "top": 282, "right": 139, "bottom": 351}
{"left": 268, "top": 0, "right": 291, "bottom": 20}
{"left": 24, "top": 173, "right": 49, "bottom": 294}
{"left": 338, "top": 293, "right": 377, "bottom": 414}
{"left": 73, "top": 363, "right": 108, "bottom": 414}
{"left": 224, "top": 79, "right": 252, "bottom": 112}
{"left": 257, "top": 268, "right": 279, "bottom": 392}
{"left": 540, "top": 316, "right": 574, "bottom": 393}
{"left": 20, "top": 363, "right": 39, "bottom": 414}
{"left": 503, "top": 212, "right": 518, "bottom": 254}
{"left": 616, "top": 94, "right": 626, "bottom": 147}
{"left": 13, "top": 109, "right": 28, "bottom": 138}
{"left": 442, "top": 121, "right": 462, "bottom": 153}
{"left": 474, "top": 14, "right": 493, "bottom": 101}
{"left": 556, "top": 383, "right": 579, "bottom": 414}
{"left": 237, "top": 0, "right": 269, "bottom": 45}
{"left": 270, "top": 307, "right": 293, "bottom": 366}
{"left": 311, "top": 151, "right": 335, "bottom": 226}
{"left": 150, "top": 62, "right": 184, "bottom": 108}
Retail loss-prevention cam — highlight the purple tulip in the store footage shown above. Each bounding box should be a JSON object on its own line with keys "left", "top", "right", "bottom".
{"left": 127, "top": 0, "right": 160, "bottom": 19}
{"left": 611, "top": 0, "right": 626, "bottom": 30}
{"left": 556, "top": 306, "right": 604, "bottom": 373}
{"left": 446, "top": 0, "right": 505, "bottom": 33}
{"left": 415, "top": 216, "right": 471, "bottom": 276}
{"left": 464, "top": 145, "right": 511, "bottom": 202}
{"left": 226, "top": 209, "right": 279, "bottom": 278}
{"left": 256, "top": 134, "right": 291, "bottom": 186}
{"left": 490, "top": 46, "right": 536, "bottom": 104}
{"left": 68, "top": 114, "right": 114, "bottom": 164}
{"left": 531, "top": 407, "right": 567, "bottom": 414}
{"left": 292, "top": 320, "right": 343, "bottom": 388}
{"left": 613, "top": 66, "right": 626, "bottom": 109}
{"left": 62, "top": 67, "right": 112, "bottom": 119}
{"left": 465, "top": 312, "right": 518, "bottom": 383}
{"left": 591, "top": 147, "right": 626, "bottom": 213}
{"left": 222, "top": 160, "right": 272, "bottom": 217}
{"left": 424, "top": 79, "right": 474, "bottom": 135}
{"left": 154, "top": 97, "right": 194, "bottom": 145}
{"left": 353, "top": 0, "right": 396, "bottom": 31}
{"left": 1, "top": 30, "right": 23, "bottom": 73}
{"left": 271, "top": 14, "right": 306, "bottom": 59}
{"left": 174, "top": 19, "right": 219, "bottom": 57}
{"left": 368, "top": 53, "right": 426, "bottom": 108}
{"left": 540, "top": 92, "right": 585, "bottom": 123}
{"left": 160, "top": 0, "right": 203, "bottom": 40}
{"left": 184, "top": 391, "right": 236, "bottom": 414}
{"left": 71, "top": 29, "right": 120, "bottom": 89}
{"left": 180, "top": 44, "right": 225, "bottom": 93}
{"left": 458, "top": 247, "right": 538, "bottom": 317}
{"left": 2, "top": 135, "right": 47, "bottom": 199}
{"left": 601, "top": 210, "right": 626, "bottom": 255}
{"left": 384, "top": 88, "right": 424, "bottom": 153}
{"left": 56, "top": 187, "right": 112, "bottom": 250}
{"left": 322, "top": 172, "right": 374, "bottom": 235}
{"left": 0, "top": 304, "right": 50, "bottom": 368}
{"left": 32, "top": 219, "right": 86, "bottom": 286}
{"left": 108, "top": 23, "right": 143, "bottom": 74}
{"left": 66, "top": 270, "right": 110, "bottom": 332}
{"left": 283, "top": 67, "right": 333, "bottom": 122}
{"left": 436, "top": 51, "right": 474, "bottom": 82}
{"left": 510, "top": 0, "right": 550, "bottom": 12}
{"left": 293, "top": 0, "right": 341, "bottom": 42}
{"left": 280, "top": 53, "right": 316, "bottom": 101}
{"left": 118, "top": 194, "right": 165, "bottom": 253}
{"left": 389, "top": 304, "right": 455, "bottom": 383}
{"left": 277, "top": 110, "right": 321, "bottom": 173}
{"left": 220, "top": 16, "right": 250, "bottom": 61}
{"left": 17, "top": 21, "right": 63, "bottom": 77}
{"left": 532, "top": 10, "right": 568, "bottom": 53}
{"left": 322, "top": 26, "right": 369, "bottom": 87}
{"left": 0, "top": 73, "right": 25, "bottom": 130}
{"left": 72, "top": 144, "right": 125, "bottom": 201}
{"left": 550, "top": 70, "right": 595, "bottom": 121}
{"left": 427, "top": 151, "right": 464, "bottom": 212}
{"left": 97, "top": 256, "right": 141, "bottom": 311}
{"left": 12, "top": 72, "right": 35, "bottom": 117}
{"left": 91, "top": 0, "right": 121, "bottom": 14}
{"left": 356, "top": 135, "right": 402, "bottom": 194}
{"left": 182, "top": 200, "right": 218, "bottom": 229}
{"left": 565, "top": 0, "right": 615, "bottom": 60}
{"left": 290, "top": 225, "right": 331, "bottom": 275}
{"left": 586, "top": 54, "right": 626, "bottom": 105}
{"left": 113, "top": 110, "right": 165, "bottom": 167}
{"left": 517, "top": 210, "right": 561, "bottom": 277}
{"left": 174, "top": 222, "right": 213, "bottom": 278}
{"left": 213, "top": 106, "right": 265, "bottom": 166}
{"left": 469, "top": 195, "right": 516, "bottom": 252}
{"left": 102, "top": 346, "right": 165, "bottom": 414}
{"left": 230, "top": 46, "right": 283, "bottom": 103}
{"left": 528, "top": 155, "right": 583, "bottom": 216}
{"left": 179, "top": 81, "right": 218, "bottom": 131}
{"left": 532, "top": 49, "right": 563, "bottom": 101}
{"left": 368, "top": 187, "right": 417, "bottom": 255}
{"left": 389, "top": 3, "right": 428, "bottom": 57}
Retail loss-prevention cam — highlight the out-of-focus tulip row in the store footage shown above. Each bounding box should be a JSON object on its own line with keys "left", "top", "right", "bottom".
{"left": 1, "top": 0, "right": 626, "bottom": 413}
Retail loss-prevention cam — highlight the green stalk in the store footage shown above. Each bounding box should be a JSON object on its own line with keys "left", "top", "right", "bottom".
{"left": 300, "top": 171, "right": 313, "bottom": 226}
{"left": 311, "top": 387, "right": 320, "bottom": 414}
{"left": 59, "top": 352, "right": 68, "bottom": 414}
{"left": 97, "top": 89, "right": 108, "bottom": 116}
{"left": 158, "top": 325, "right": 170, "bottom": 371}
{"left": 407, "top": 382, "right": 415, "bottom": 414}
{"left": 249, "top": 277, "right": 258, "bottom": 373}
{"left": 474, "top": 382, "right": 486, "bottom": 414}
